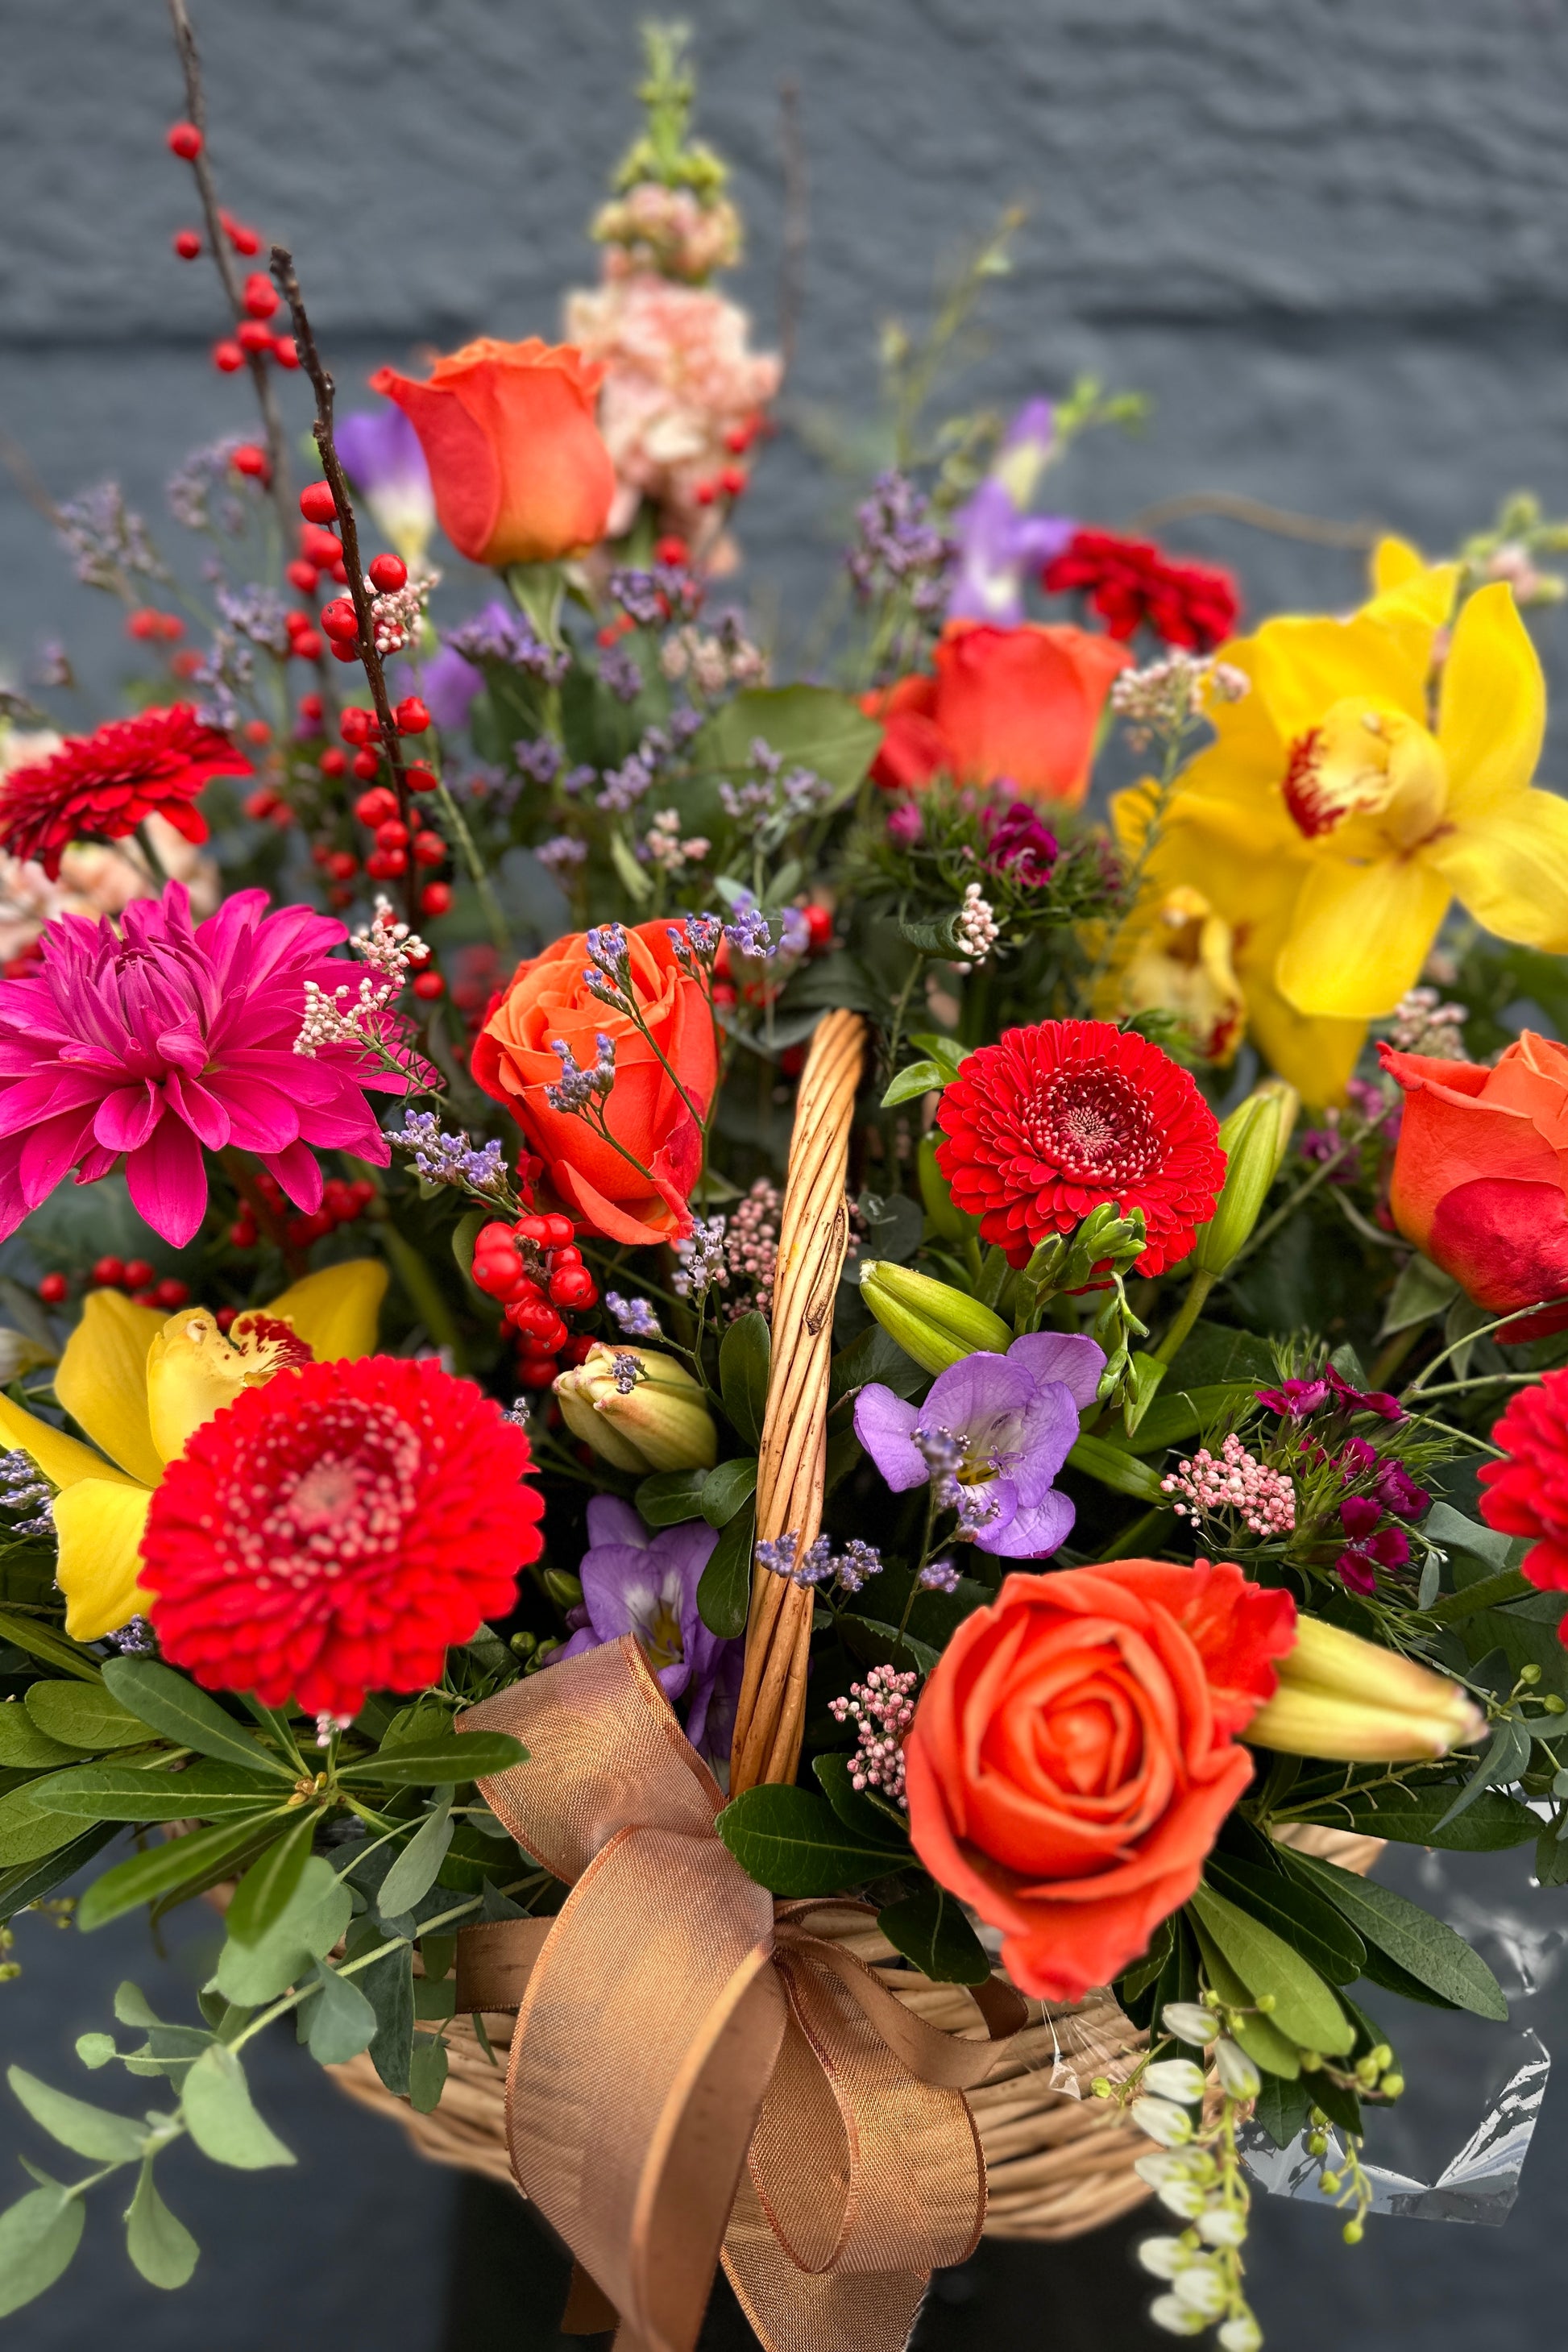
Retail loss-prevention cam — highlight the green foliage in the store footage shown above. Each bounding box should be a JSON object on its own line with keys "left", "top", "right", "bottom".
{"left": 338, "top": 1731, "right": 525, "bottom": 1786}
{"left": 8, "top": 2068, "right": 145, "bottom": 2164}
{"left": 124, "top": 2163, "right": 199, "bottom": 2289}
{"left": 716, "top": 1784, "right": 908, "bottom": 1897}
{"left": 304, "top": 1962, "right": 378, "bottom": 2068}
{"left": 811, "top": 1754, "right": 911, "bottom": 1852}
{"left": 24, "top": 1681, "right": 148, "bottom": 1752}
{"left": 695, "top": 1497, "right": 755, "bottom": 1639}
{"left": 225, "top": 1813, "right": 317, "bottom": 1947}
{"left": 0, "top": 1703, "right": 86, "bottom": 1769}
{"left": 101, "top": 1660, "right": 292, "bottom": 1777}
{"left": 719, "top": 1312, "right": 771, "bottom": 1448}
{"left": 1280, "top": 1847, "right": 1509, "bottom": 2019}
{"left": 877, "top": 1882, "right": 990, "bottom": 1985}
{"left": 1188, "top": 1882, "right": 1352, "bottom": 2054}
{"left": 77, "top": 1819, "right": 280, "bottom": 1932}
{"left": 180, "top": 2045, "right": 295, "bottom": 2171}
{"left": 0, "top": 2184, "right": 85, "bottom": 2317}
{"left": 214, "top": 1857, "right": 351, "bottom": 2007}
{"left": 636, "top": 1467, "right": 709, "bottom": 1526}
{"left": 699, "top": 1456, "right": 758, "bottom": 1528}
{"left": 1204, "top": 1856, "right": 1366, "bottom": 1987}
{"left": 698, "top": 687, "right": 881, "bottom": 800}
{"left": 377, "top": 1794, "right": 456, "bottom": 1916}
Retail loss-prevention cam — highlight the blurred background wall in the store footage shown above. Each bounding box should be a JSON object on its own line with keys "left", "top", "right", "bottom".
{"left": 2, "top": 3, "right": 1568, "bottom": 2346}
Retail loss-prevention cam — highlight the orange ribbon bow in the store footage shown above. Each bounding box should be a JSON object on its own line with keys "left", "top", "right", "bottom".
{"left": 456, "top": 1636, "right": 1023, "bottom": 2352}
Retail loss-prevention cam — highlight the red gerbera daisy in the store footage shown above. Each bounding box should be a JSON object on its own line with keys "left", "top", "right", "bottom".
{"left": 0, "top": 703, "right": 251, "bottom": 879}
{"left": 1479, "top": 1369, "right": 1568, "bottom": 1599}
{"left": 140, "top": 1354, "right": 545, "bottom": 1717}
{"left": 934, "top": 1019, "right": 1226, "bottom": 1276}
{"left": 1043, "top": 529, "right": 1240, "bottom": 653}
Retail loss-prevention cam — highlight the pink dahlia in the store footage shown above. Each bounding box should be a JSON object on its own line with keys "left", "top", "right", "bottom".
{"left": 0, "top": 881, "right": 411, "bottom": 1247}
{"left": 0, "top": 704, "right": 250, "bottom": 880}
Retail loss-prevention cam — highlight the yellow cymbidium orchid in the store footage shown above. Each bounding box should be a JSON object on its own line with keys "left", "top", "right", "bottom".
{"left": 0, "top": 1259, "right": 387, "bottom": 1643}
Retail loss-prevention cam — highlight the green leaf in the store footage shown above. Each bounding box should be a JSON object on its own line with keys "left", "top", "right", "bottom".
{"left": 0, "top": 2184, "right": 85, "bottom": 2317}
{"left": 608, "top": 826, "right": 655, "bottom": 905}
{"left": 880, "top": 1060, "right": 946, "bottom": 1110}
{"left": 101, "top": 1660, "right": 292, "bottom": 1778}
{"left": 1423, "top": 1500, "right": 1516, "bottom": 1575}
{"left": 77, "top": 1818, "right": 279, "bottom": 1932}
{"left": 225, "top": 1812, "right": 319, "bottom": 1947}
{"left": 377, "top": 1792, "right": 455, "bottom": 1916}
{"left": 1379, "top": 1253, "right": 1459, "bottom": 1338}
{"left": 345, "top": 1923, "right": 415, "bottom": 2097}
{"left": 838, "top": 1616, "right": 940, "bottom": 1677}
{"left": 1065, "top": 1434, "right": 1165, "bottom": 1503}
{"left": 0, "top": 1703, "right": 84, "bottom": 1769}
{"left": 699, "top": 684, "right": 882, "bottom": 797}
{"left": 408, "top": 2035, "right": 450, "bottom": 2114}
{"left": 1187, "top": 1915, "right": 1300, "bottom": 2078}
{"left": 1431, "top": 1719, "right": 1533, "bottom": 1836}
{"left": 1294, "top": 1786, "right": 1538, "bottom": 1856}
{"left": 907, "top": 1033, "right": 969, "bottom": 1085}
{"left": 305, "top": 1962, "right": 379, "bottom": 2067}
{"left": 719, "top": 1313, "right": 771, "bottom": 1450}
{"left": 0, "top": 1827, "right": 117, "bottom": 1923}
{"left": 1117, "top": 1919, "right": 1175, "bottom": 2007}
{"left": 896, "top": 913, "right": 966, "bottom": 958}
{"left": 0, "top": 1788, "right": 82, "bottom": 1867}
{"left": 700, "top": 1457, "right": 758, "bottom": 1529}
{"left": 1253, "top": 2072, "right": 1314, "bottom": 2151}
{"left": 696, "top": 1497, "right": 755, "bottom": 1640}
{"left": 27, "top": 1762, "right": 286, "bottom": 1822}
{"left": 180, "top": 2044, "right": 295, "bottom": 2171}
{"left": 1101, "top": 1384, "right": 1259, "bottom": 1458}
{"left": 1188, "top": 1882, "right": 1353, "bottom": 2052}
{"left": 1204, "top": 1857, "right": 1366, "bottom": 1987}
{"left": 811, "top": 1754, "right": 911, "bottom": 1852}
{"left": 828, "top": 1323, "right": 927, "bottom": 1409}
{"left": 635, "top": 1468, "right": 709, "bottom": 1529}
{"left": 8, "top": 2066, "right": 144, "bottom": 2163}
{"left": 215, "top": 1856, "right": 353, "bottom": 2006}
{"left": 75, "top": 2035, "right": 114, "bottom": 2072}
{"left": 0, "top": 1609, "right": 101, "bottom": 1684}
{"left": 716, "top": 1785, "right": 906, "bottom": 1898}
{"left": 123, "top": 2161, "right": 198, "bottom": 2289}
{"left": 25, "top": 1681, "right": 150, "bottom": 1753}
{"left": 877, "top": 1883, "right": 990, "bottom": 1985}
{"left": 1280, "top": 1846, "right": 1509, "bottom": 2019}
{"left": 338, "top": 1730, "right": 525, "bottom": 1787}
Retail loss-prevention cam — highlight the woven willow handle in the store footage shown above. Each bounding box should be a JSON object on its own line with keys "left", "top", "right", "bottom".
{"left": 728, "top": 1009, "right": 866, "bottom": 1794}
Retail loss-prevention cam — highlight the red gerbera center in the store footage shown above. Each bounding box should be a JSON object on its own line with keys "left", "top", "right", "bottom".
{"left": 0, "top": 703, "right": 251, "bottom": 879}
{"left": 934, "top": 1018, "right": 1226, "bottom": 1276}
{"left": 139, "top": 1354, "right": 545, "bottom": 1717}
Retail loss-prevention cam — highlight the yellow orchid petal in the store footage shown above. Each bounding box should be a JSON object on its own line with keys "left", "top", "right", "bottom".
{"left": 55, "top": 1292, "right": 168, "bottom": 1488}
{"left": 263, "top": 1259, "right": 388, "bottom": 1363}
{"left": 1249, "top": 613, "right": 1433, "bottom": 744}
{"left": 54, "top": 1479, "right": 152, "bottom": 1642}
{"left": 1426, "top": 790, "right": 1568, "bottom": 954}
{"left": 1238, "top": 973, "right": 1367, "bottom": 1107}
{"left": 0, "top": 1392, "right": 144, "bottom": 1494}
{"left": 1275, "top": 856, "right": 1453, "bottom": 1020}
{"left": 145, "top": 1311, "right": 258, "bottom": 1465}
{"left": 1364, "top": 550, "right": 1459, "bottom": 637}
{"left": 1437, "top": 581, "right": 1545, "bottom": 819}
{"left": 1371, "top": 537, "right": 1425, "bottom": 595}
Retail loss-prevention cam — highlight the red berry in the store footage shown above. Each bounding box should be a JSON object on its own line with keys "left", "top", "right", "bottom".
{"left": 339, "top": 707, "right": 375, "bottom": 745}
{"left": 166, "top": 122, "right": 202, "bottom": 159}
{"left": 123, "top": 1259, "right": 156, "bottom": 1292}
{"left": 220, "top": 210, "right": 260, "bottom": 255}
{"left": 412, "top": 970, "right": 445, "bottom": 1002}
{"left": 215, "top": 1305, "right": 240, "bottom": 1332}
{"left": 351, "top": 747, "right": 384, "bottom": 784}
{"left": 506, "top": 1296, "right": 555, "bottom": 1341}
{"left": 152, "top": 1278, "right": 190, "bottom": 1310}
{"left": 302, "top": 525, "right": 342, "bottom": 568}
{"left": 36, "top": 1272, "right": 68, "bottom": 1306}
{"left": 514, "top": 1216, "right": 550, "bottom": 1243}
{"left": 723, "top": 425, "right": 752, "bottom": 454}
{"left": 236, "top": 318, "right": 274, "bottom": 355}
{"left": 327, "top": 886, "right": 354, "bottom": 907}
{"left": 375, "top": 819, "right": 410, "bottom": 851}
{"left": 93, "top": 1255, "right": 127, "bottom": 1288}
{"left": 719, "top": 466, "right": 748, "bottom": 499}
{"left": 412, "top": 831, "right": 446, "bottom": 868}
{"left": 349, "top": 1180, "right": 375, "bottom": 1210}
{"left": 272, "top": 336, "right": 300, "bottom": 371}
{"left": 803, "top": 903, "right": 833, "bottom": 948}
{"left": 711, "top": 981, "right": 737, "bottom": 1008}
{"left": 243, "top": 272, "right": 277, "bottom": 319}
{"left": 367, "top": 554, "right": 408, "bottom": 593}
{"left": 228, "top": 1221, "right": 257, "bottom": 1249}
{"left": 213, "top": 338, "right": 244, "bottom": 374}
{"left": 473, "top": 1253, "right": 520, "bottom": 1300}
{"left": 541, "top": 1213, "right": 575, "bottom": 1247}
{"left": 354, "top": 786, "right": 398, "bottom": 827}
{"left": 694, "top": 479, "right": 718, "bottom": 508}
{"left": 549, "top": 1263, "right": 596, "bottom": 1310}
{"left": 404, "top": 763, "right": 438, "bottom": 793}
{"left": 318, "top": 748, "right": 348, "bottom": 781}
{"left": 286, "top": 558, "right": 319, "bottom": 595}
{"left": 558, "top": 1334, "right": 596, "bottom": 1369}
{"left": 320, "top": 597, "right": 359, "bottom": 643}
{"left": 298, "top": 693, "right": 324, "bottom": 726}
{"left": 654, "top": 535, "right": 689, "bottom": 566}
{"left": 326, "top": 848, "right": 358, "bottom": 881}
{"left": 547, "top": 1243, "right": 581, "bottom": 1267}
{"left": 420, "top": 881, "right": 452, "bottom": 917}
{"left": 329, "top": 641, "right": 359, "bottom": 666}
{"left": 516, "top": 1354, "right": 558, "bottom": 1390}
{"left": 329, "top": 555, "right": 349, "bottom": 584}
{"left": 243, "top": 718, "right": 272, "bottom": 746}
{"left": 172, "top": 228, "right": 202, "bottom": 260}
{"left": 131, "top": 1289, "right": 158, "bottom": 1307}
{"left": 394, "top": 696, "right": 430, "bottom": 736}
{"left": 230, "top": 443, "right": 268, "bottom": 479}
{"left": 475, "top": 1221, "right": 516, "bottom": 1255}
{"left": 367, "top": 847, "right": 408, "bottom": 879}
{"left": 300, "top": 482, "right": 338, "bottom": 525}
{"left": 171, "top": 649, "right": 203, "bottom": 678}
{"left": 291, "top": 629, "right": 325, "bottom": 663}
{"left": 323, "top": 1180, "right": 355, "bottom": 1217}
{"left": 244, "top": 789, "right": 279, "bottom": 821}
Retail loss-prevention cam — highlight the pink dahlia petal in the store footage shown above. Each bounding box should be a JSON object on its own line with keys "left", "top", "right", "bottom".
{"left": 162, "top": 1070, "right": 232, "bottom": 1152}
{"left": 125, "top": 1118, "right": 208, "bottom": 1247}
{"left": 263, "top": 1137, "right": 326, "bottom": 1213}
{"left": 20, "top": 1110, "right": 100, "bottom": 1207}
{"left": 93, "top": 1082, "right": 162, "bottom": 1155}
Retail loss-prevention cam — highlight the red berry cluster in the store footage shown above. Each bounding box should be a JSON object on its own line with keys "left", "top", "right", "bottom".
{"left": 126, "top": 608, "right": 185, "bottom": 645}
{"left": 166, "top": 129, "right": 299, "bottom": 373}
{"left": 34, "top": 1257, "right": 192, "bottom": 1312}
{"left": 471, "top": 1214, "right": 599, "bottom": 1388}
{"left": 230, "top": 1172, "right": 375, "bottom": 1255}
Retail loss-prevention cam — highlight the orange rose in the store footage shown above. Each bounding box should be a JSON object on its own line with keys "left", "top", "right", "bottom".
{"left": 863, "top": 619, "right": 1133, "bottom": 807}
{"left": 472, "top": 921, "right": 716, "bottom": 1247}
{"left": 371, "top": 338, "right": 616, "bottom": 568}
{"left": 1380, "top": 1031, "right": 1568, "bottom": 1338}
{"left": 904, "top": 1560, "right": 1296, "bottom": 2001}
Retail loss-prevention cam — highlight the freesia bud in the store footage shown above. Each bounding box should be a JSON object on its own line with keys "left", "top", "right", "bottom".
{"left": 554, "top": 1344, "right": 718, "bottom": 1475}
{"left": 1160, "top": 2001, "right": 1219, "bottom": 2046}
{"left": 1217, "top": 2316, "right": 1263, "bottom": 2352}
{"left": 1148, "top": 2291, "right": 1211, "bottom": 2336}
{"left": 1143, "top": 2059, "right": 1207, "bottom": 2105}
{"left": 1132, "top": 2097, "right": 1194, "bottom": 2148}
{"left": 1211, "top": 2039, "right": 1261, "bottom": 2101}
{"left": 1171, "top": 2263, "right": 1229, "bottom": 2321}
{"left": 1190, "top": 1080, "right": 1299, "bottom": 1278}
{"left": 1247, "top": 1612, "right": 1485, "bottom": 1761}
{"left": 1137, "top": 2237, "right": 1186, "bottom": 2279}
{"left": 858, "top": 1259, "right": 1010, "bottom": 1375}
{"left": 1196, "top": 2205, "right": 1248, "bottom": 2249}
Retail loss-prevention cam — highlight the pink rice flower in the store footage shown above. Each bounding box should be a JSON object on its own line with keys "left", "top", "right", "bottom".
{"left": 0, "top": 881, "right": 410, "bottom": 1247}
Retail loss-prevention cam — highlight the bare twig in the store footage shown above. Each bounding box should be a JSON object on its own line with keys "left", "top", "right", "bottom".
{"left": 776, "top": 77, "right": 807, "bottom": 380}
{"left": 1123, "top": 492, "right": 1380, "bottom": 551}
{"left": 165, "top": 0, "right": 293, "bottom": 544}
{"left": 270, "top": 244, "right": 421, "bottom": 927}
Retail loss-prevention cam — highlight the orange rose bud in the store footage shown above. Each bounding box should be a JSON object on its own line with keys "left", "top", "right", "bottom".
{"left": 903, "top": 1559, "right": 1296, "bottom": 2003}
{"left": 471, "top": 921, "right": 716, "bottom": 1248}
{"left": 1379, "top": 1031, "right": 1568, "bottom": 1338}
{"left": 371, "top": 338, "right": 616, "bottom": 569}
{"left": 863, "top": 618, "right": 1133, "bottom": 808}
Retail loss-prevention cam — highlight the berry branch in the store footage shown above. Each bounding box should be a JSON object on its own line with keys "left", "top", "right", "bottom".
{"left": 164, "top": 0, "right": 293, "bottom": 545}
{"left": 268, "top": 245, "right": 421, "bottom": 928}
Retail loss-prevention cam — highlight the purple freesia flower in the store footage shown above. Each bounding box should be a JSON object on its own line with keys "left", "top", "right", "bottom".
{"left": 853, "top": 1331, "right": 1104, "bottom": 1558}
{"left": 550, "top": 1496, "right": 742, "bottom": 1761}
{"left": 336, "top": 406, "right": 434, "bottom": 560}
{"left": 417, "top": 642, "right": 486, "bottom": 733}
{"left": 948, "top": 401, "right": 1075, "bottom": 628}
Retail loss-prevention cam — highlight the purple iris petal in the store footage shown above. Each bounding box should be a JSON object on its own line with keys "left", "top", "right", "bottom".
{"left": 852, "top": 1386, "right": 926, "bottom": 1491}
{"left": 546, "top": 1506, "right": 740, "bottom": 1766}
{"left": 947, "top": 400, "right": 1074, "bottom": 627}
{"left": 980, "top": 1487, "right": 1076, "bottom": 1560}
{"left": 1005, "top": 1331, "right": 1105, "bottom": 1412}
{"left": 336, "top": 406, "right": 434, "bottom": 554}
{"left": 418, "top": 643, "right": 486, "bottom": 733}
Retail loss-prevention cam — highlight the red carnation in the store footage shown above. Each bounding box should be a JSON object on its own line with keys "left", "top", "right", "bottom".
{"left": 140, "top": 1354, "right": 545, "bottom": 1717}
{"left": 1479, "top": 1369, "right": 1568, "bottom": 1599}
{"left": 1043, "top": 529, "right": 1240, "bottom": 653}
{"left": 934, "top": 1019, "right": 1226, "bottom": 1276}
{"left": 0, "top": 703, "right": 250, "bottom": 879}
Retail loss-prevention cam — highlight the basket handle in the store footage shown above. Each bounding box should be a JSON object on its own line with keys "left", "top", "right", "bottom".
{"left": 728, "top": 1009, "right": 865, "bottom": 1793}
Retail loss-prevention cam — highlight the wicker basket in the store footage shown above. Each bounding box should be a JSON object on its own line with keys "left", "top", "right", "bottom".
{"left": 333, "top": 1010, "right": 1381, "bottom": 2239}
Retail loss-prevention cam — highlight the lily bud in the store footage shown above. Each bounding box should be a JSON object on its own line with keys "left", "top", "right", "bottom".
{"left": 858, "top": 1259, "right": 1010, "bottom": 1375}
{"left": 554, "top": 1344, "right": 718, "bottom": 1475}
{"left": 1247, "top": 1612, "right": 1484, "bottom": 1761}
{"left": 1190, "top": 1081, "right": 1299, "bottom": 1278}
{"left": 917, "top": 1130, "right": 981, "bottom": 1244}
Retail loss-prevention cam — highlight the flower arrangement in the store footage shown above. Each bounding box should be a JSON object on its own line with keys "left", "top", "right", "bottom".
{"left": 0, "top": 16, "right": 1566, "bottom": 2348}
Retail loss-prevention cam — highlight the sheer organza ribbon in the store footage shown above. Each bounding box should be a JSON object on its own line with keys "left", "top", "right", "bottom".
{"left": 455, "top": 1636, "right": 1024, "bottom": 2352}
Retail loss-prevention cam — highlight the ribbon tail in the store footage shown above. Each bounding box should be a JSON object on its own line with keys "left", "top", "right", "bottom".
{"left": 562, "top": 2262, "right": 621, "bottom": 2336}
{"left": 722, "top": 2172, "right": 928, "bottom": 2352}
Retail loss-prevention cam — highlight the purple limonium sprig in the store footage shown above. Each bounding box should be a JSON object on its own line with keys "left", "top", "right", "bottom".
{"left": 599, "top": 643, "right": 644, "bottom": 703}
{"left": 514, "top": 736, "right": 563, "bottom": 786}
{"left": 446, "top": 601, "right": 569, "bottom": 684}
{"left": 395, "top": 1110, "right": 509, "bottom": 1196}
{"left": 550, "top": 1496, "right": 742, "bottom": 1762}
{"left": 335, "top": 406, "right": 435, "bottom": 560}
{"left": 0, "top": 1449, "right": 53, "bottom": 1538}
{"left": 673, "top": 1214, "right": 728, "bottom": 1300}
{"left": 545, "top": 1033, "right": 616, "bottom": 1115}
{"left": 854, "top": 1331, "right": 1105, "bottom": 1558}
{"left": 535, "top": 835, "right": 587, "bottom": 877}
{"left": 756, "top": 1530, "right": 883, "bottom": 1595}
{"left": 846, "top": 472, "right": 956, "bottom": 617}
{"left": 606, "top": 1292, "right": 662, "bottom": 1341}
